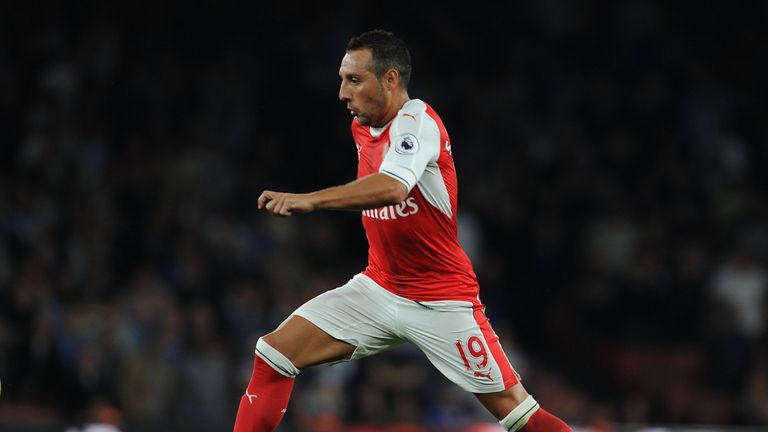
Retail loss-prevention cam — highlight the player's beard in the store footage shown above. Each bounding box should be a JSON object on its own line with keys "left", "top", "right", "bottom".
{"left": 355, "top": 112, "right": 371, "bottom": 126}
{"left": 356, "top": 82, "right": 389, "bottom": 127}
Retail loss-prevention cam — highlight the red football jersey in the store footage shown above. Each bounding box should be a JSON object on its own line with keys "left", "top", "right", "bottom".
{"left": 352, "top": 99, "right": 480, "bottom": 304}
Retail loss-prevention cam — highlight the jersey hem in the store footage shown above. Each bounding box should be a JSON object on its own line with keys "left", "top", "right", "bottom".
{"left": 356, "top": 272, "right": 482, "bottom": 307}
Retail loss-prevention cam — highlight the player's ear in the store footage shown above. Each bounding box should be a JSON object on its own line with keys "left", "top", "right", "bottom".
{"left": 384, "top": 68, "right": 399, "bottom": 90}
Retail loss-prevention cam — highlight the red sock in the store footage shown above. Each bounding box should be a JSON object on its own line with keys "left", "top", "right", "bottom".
{"left": 519, "top": 408, "right": 572, "bottom": 431}
{"left": 233, "top": 355, "right": 295, "bottom": 432}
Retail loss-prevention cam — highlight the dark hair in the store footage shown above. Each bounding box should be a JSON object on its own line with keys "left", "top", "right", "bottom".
{"left": 346, "top": 30, "right": 411, "bottom": 89}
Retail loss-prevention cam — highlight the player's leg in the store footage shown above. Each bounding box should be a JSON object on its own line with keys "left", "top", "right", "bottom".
{"left": 263, "top": 315, "right": 358, "bottom": 369}
{"left": 233, "top": 316, "right": 355, "bottom": 432}
{"left": 234, "top": 274, "right": 401, "bottom": 432}
{"left": 468, "top": 309, "right": 570, "bottom": 431}
{"left": 401, "top": 302, "right": 571, "bottom": 431}
{"left": 474, "top": 382, "right": 529, "bottom": 419}
{"left": 475, "top": 385, "right": 571, "bottom": 431}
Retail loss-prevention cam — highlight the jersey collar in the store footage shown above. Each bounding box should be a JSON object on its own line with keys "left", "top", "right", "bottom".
{"left": 369, "top": 119, "right": 393, "bottom": 138}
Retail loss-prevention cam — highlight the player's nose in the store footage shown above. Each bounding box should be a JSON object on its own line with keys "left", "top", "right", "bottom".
{"left": 339, "top": 82, "right": 351, "bottom": 101}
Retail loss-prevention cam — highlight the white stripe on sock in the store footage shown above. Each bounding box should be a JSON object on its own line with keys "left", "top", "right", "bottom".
{"left": 499, "top": 395, "right": 540, "bottom": 432}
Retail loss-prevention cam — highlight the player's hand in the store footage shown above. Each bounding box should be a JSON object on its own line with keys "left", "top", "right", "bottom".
{"left": 258, "top": 190, "right": 316, "bottom": 217}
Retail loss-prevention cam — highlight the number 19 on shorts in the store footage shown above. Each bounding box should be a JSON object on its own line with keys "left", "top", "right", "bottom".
{"left": 455, "top": 336, "right": 493, "bottom": 381}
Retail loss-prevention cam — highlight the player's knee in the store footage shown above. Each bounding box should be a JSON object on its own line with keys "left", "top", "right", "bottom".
{"left": 255, "top": 337, "right": 300, "bottom": 377}
{"left": 499, "top": 394, "right": 539, "bottom": 431}
{"left": 476, "top": 384, "right": 529, "bottom": 420}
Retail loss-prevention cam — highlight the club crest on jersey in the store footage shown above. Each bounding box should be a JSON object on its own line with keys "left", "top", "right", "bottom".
{"left": 395, "top": 134, "right": 419, "bottom": 155}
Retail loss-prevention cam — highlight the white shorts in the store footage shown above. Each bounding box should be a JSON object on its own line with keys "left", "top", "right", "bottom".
{"left": 292, "top": 274, "right": 520, "bottom": 393}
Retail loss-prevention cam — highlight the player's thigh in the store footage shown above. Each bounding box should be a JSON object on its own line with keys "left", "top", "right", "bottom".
{"left": 263, "top": 315, "right": 356, "bottom": 369}
{"left": 402, "top": 303, "right": 520, "bottom": 394}
{"left": 285, "top": 274, "right": 403, "bottom": 366}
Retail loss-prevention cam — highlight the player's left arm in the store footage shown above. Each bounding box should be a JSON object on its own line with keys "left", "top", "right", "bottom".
{"left": 258, "top": 173, "right": 407, "bottom": 217}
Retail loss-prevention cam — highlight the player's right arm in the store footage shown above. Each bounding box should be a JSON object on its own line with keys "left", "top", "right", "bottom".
{"left": 258, "top": 173, "right": 407, "bottom": 217}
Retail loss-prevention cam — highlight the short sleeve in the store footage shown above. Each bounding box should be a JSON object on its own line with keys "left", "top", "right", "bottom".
{"left": 379, "top": 104, "right": 440, "bottom": 191}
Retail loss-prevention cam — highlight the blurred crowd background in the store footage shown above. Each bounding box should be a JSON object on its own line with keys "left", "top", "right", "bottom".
{"left": 1, "top": 1, "right": 767, "bottom": 431}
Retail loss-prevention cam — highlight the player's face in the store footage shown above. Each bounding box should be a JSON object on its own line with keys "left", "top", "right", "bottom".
{"left": 339, "top": 49, "right": 389, "bottom": 127}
